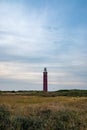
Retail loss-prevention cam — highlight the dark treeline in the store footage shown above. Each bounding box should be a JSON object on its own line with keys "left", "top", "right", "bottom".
{"left": 0, "top": 89, "right": 87, "bottom": 97}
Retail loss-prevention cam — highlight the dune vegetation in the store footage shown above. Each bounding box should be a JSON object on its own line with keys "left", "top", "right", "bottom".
{"left": 0, "top": 90, "right": 87, "bottom": 130}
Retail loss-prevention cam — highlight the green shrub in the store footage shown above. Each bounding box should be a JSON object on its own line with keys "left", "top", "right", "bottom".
{"left": 0, "top": 103, "right": 87, "bottom": 130}
{"left": 0, "top": 105, "right": 11, "bottom": 130}
{"left": 51, "top": 110, "right": 86, "bottom": 130}
{"left": 12, "top": 115, "right": 43, "bottom": 130}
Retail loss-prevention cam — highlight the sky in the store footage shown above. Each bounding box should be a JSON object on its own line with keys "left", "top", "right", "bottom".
{"left": 0, "top": 0, "right": 87, "bottom": 91}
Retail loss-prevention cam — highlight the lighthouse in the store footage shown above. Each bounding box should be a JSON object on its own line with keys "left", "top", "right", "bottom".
{"left": 43, "top": 68, "right": 48, "bottom": 92}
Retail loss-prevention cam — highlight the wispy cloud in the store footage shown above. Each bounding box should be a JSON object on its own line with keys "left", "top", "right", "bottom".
{"left": 0, "top": 0, "right": 87, "bottom": 90}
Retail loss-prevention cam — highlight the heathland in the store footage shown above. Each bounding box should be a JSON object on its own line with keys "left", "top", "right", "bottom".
{"left": 0, "top": 90, "right": 87, "bottom": 130}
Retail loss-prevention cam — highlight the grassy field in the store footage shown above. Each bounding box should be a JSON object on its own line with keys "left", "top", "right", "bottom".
{"left": 0, "top": 91, "right": 87, "bottom": 130}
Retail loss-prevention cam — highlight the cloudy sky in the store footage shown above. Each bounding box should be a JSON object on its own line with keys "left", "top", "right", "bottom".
{"left": 0, "top": 0, "right": 87, "bottom": 91}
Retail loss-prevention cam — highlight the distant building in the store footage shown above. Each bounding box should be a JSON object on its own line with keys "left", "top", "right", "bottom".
{"left": 43, "top": 68, "right": 48, "bottom": 92}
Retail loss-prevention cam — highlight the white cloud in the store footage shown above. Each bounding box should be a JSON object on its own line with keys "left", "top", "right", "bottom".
{"left": 0, "top": 2, "right": 49, "bottom": 57}
{"left": 0, "top": 1, "right": 87, "bottom": 90}
{"left": 0, "top": 62, "right": 42, "bottom": 84}
{"left": 0, "top": 60, "right": 87, "bottom": 90}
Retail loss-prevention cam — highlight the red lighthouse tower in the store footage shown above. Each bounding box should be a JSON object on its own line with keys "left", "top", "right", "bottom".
{"left": 43, "top": 68, "right": 48, "bottom": 92}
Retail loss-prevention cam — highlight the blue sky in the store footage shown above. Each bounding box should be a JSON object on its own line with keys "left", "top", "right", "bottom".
{"left": 0, "top": 0, "right": 87, "bottom": 91}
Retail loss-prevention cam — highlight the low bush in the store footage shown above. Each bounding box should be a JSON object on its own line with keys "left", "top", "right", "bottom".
{"left": 0, "top": 105, "right": 11, "bottom": 130}
{"left": 0, "top": 105, "right": 87, "bottom": 130}
{"left": 51, "top": 110, "right": 86, "bottom": 130}
{"left": 12, "top": 116, "right": 43, "bottom": 130}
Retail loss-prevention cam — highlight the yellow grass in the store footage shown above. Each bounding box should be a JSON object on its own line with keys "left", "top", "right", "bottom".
{"left": 0, "top": 95, "right": 87, "bottom": 116}
{"left": 0, "top": 95, "right": 87, "bottom": 104}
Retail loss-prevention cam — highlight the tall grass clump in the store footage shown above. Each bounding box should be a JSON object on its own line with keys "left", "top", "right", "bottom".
{"left": 0, "top": 105, "right": 11, "bottom": 130}
{"left": 12, "top": 116, "right": 43, "bottom": 130}
{"left": 0, "top": 93, "right": 87, "bottom": 130}
{"left": 50, "top": 110, "right": 86, "bottom": 130}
